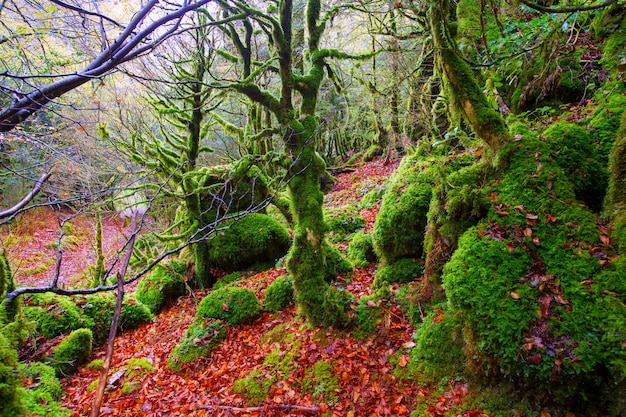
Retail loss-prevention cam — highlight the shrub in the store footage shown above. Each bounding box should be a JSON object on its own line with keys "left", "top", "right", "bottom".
{"left": 80, "top": 293, "right": 153, "bottom": 344}
{"left": 348, "top": 231, "right": 377, "bottom": 267}
{"left": 208, "top": 213, "right": 291, "bottom": 272}
{"left": 197, "top": 286, "right": 261, "bottom": 326}
{"left": 373, "top": 258, "right": 424, "bottom": 288}
{"left": 136, "top": 265, "right": 186, "bottom": 313}
{"left": 23, "top": 294, "right": 94, "bottom": 339}
{"left": 324, "top": 205, "right": 365, "bottom": 241}
{"left": 53, "top": 328, "right": 93, "bottom": 377}
{"left": 167, "top": 318, "right": 227, "bottom": 371}
{"left": 264, "top": 275, "right": 294, "bottom": 313}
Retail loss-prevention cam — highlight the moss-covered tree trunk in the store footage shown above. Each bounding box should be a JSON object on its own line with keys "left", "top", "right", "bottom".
{"left": 284, "top": 116, "right": 331, "bottom": 326}
{"left": 606, "top": 109, "right": 626, "bottom": 252}
{"left": 429, "top": 0, "right": 510, "bottom": 152}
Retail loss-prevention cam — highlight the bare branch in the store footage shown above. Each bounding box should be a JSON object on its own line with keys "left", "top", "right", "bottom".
{"left": 0, "top": 171, "right": 51, "bottom": 220}
{"left": 517, "top": 0, "right": 618, "bottom": 14}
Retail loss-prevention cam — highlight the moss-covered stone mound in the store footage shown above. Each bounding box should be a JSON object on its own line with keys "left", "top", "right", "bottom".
{"left": 208, "top": 213, "right": 291, "bottom": 272}
{"left": 136, "top": 264, "right": 186, "bottom": 313}
{"left": 53, "top": 328, "right": 93, "bottom": 377}
{"left": 167, "top": 318, "right": 227, "bottom": 371}
{"left": 263, "top": 275, "right": 294, "bottom": 313}
{"left": 196, "top": 286, "right": 262, "bottom": 326}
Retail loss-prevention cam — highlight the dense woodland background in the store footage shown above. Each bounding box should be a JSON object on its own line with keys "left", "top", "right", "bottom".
{"left": 1, "top": 0, "right": 626, "bottom": 416}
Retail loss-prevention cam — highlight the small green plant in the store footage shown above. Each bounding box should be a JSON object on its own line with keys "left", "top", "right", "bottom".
{"left": 196, "top": 286, "right": 262, "bottom": 326}
{"left": 53, "top": 328, "right": 93, "bottom": 377}
{"left": 264, "top": 275, "right": 294, "bottom": 313}
{"left": 167, "top": 318, "right": 227, "bottom": 371}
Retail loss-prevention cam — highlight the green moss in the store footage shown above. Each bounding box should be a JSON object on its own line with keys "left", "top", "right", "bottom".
{"left": 323, "top": 243, "right": 353, "bottom": 281}
{"left": 0, "top": 332, "right": 23, "bottom": 416}
{"left": 208, "top": 213, "right": 291, "bottom": 272}
{"left": 353, "top": 294, "right": 383, "bottom": 338}
{"left": 121, "top": 357, "right": 154, "bottom": 394}
{"left": 407, "top": 305, "right": 465, "bottom": 384}
{"left": 53, "top": 328, "right": 93, "bottom": 377}
{"left": 372, "top": 154, "right": 435, "bottom": 265}
{"left": 320, "top": 286, "right": 352, "bottom": 328}
{"left": 19, "top": 361, "right": 63, "bottom": 401}
{"left": 23, "top": 294, "right": 94, "bottom": 339}
{"left": 347, "top": 231, "right": 376, "bottom": 267}
{"left": 363, "top": 144, "right": 383, "bottom": 162}
{"left": 212, "top": 271, "right": 247, "bottom": 290}
{"left": 167, "top": 318, "right": 227, "bottom": 371}
{"left": 196, "top": 286, "right": 261, "bottom": 326}
{"left": 264, "top": 275, "right": 294, "bottom": 313}
{"left": 301, "top": 361, "right": 340, "bottom": 405}
{"left": 136, "top": 264, "right": 186, "bottom": 313}
{"left": 233, "top": 369, "right": 274, "bottom": 405}
{"left": 80, "top": 293, "right": 153, "bottom": 344}
{"left": 542, "top": 120, "right": 608, "bottom": 210}
{"left": 85, "top": 359, "right": 104, "bottom": 371}
{"left": 374, "top": 258, "right": 424, "bottom": 288}
{"left": 323, "top": 204, "right": 365, "bottom": 242}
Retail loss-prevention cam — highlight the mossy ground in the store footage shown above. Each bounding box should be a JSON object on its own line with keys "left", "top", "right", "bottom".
{"left": 196, "top": 286, "right": 262, "bottom": 326}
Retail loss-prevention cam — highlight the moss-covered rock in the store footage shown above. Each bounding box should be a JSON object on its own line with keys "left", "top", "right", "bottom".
{"left": 442, "top": 135, "right": 626, "bottom": 407}
{"left": 353, "top": 294, "right": 383, "bottom": 338}
{"left": 79, "top": 293, "right": 153, "bottom": 344}
{"left": 0, "top": 331, "right": 23, "bottom": 416}
{"left": 53, "top": 328, "right": 93, "bottom": 377}
{"left": 23, "top": 294, "right": 94, "bottom": 339}
{"left": 19, "top": 361, "right": 63, "bottom": 401}
{"left": 136, "top": 264, "right": 186, "bottom": 313}
{"left": 408, "top": 306, "right": 465, "bottom": 384}
{"left": 374, "top": 258, "right": 424, "bottom": 288}
{"left": 347, "top": 231, "right": 377, "bottom": 267}
{"left": 264, "top": 275, "right": 294, "bottom": 313}
{"left": 208, "top": 213, "right": 291, "bottom": 272}
{"left": 372, "top": 154, "right": 435, "bottom": 265}
{"left": 197, "top": 286, "right": 261, "bottom": 326}
{"left": 542, "top": 120, "right": 608, "bottom": 210}
{"left": 168, "top": 318, "right": 227, "bottom": 371}
{"left": 323, "top": 243, "right": 353, "bottom": 281}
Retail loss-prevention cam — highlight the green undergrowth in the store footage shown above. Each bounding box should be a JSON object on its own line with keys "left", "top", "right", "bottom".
{"left": 323, "top": 204, "right": 365, "bottom": 242}
{"left": 373, "top": 257, "right": 424, "bottom": 288}
{"left": 23, "top": 293, "right": 94, "bottom": 339}
{"left": 347, "top": 231, "right": 376, "bottom": 267}
{"left": 19, "top": 361, "right": 72, "bottom": 416}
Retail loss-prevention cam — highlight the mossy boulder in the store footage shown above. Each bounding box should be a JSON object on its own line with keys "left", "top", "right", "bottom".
{"left": 323, "top": 243, "right": 353, "bottom": 281}
{"left": 197, "top": 286, "right": 261, "bottom": 326}
{"left": 348, "top": 231, "right": 377, "bottom": 267}
{"left": 79, "top": 293, "right": 153, "bottom": 344}
{"left": 442, "top": 135, "right": 626, "bottom": 406}
{"left": 264, "top": 275, "right": 294, "bottom": 313}
{"left": 372, "top": 155, "right": 435, "bottom": 265}
{"left": 23, "top": 294, "right": 94, "bottom": 339}
{"left": 136, "top": 264, "right": 186, "bottom": 313}
{"left": 542, "top": 120, "right": 608, "bottom": 210}
{"left": 167, "top": 318, "right": 227, "bottom": 371}
{"left": 353, "top": 294, "right": 383, "bottom": 338}
{"left": 208, "top": 213, "right": 291, "bottom": 272}
{"left": 0, "top": 331, "right": 23, "bottom": 416}
{"left": 53, "top": 328, "right": 93, "bottom": 377}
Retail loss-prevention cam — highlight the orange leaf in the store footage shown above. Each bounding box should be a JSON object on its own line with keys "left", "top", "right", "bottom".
{"left": 510, "top": 292, "right": 521, "bottom": 299}
{"left": 533, "top": 237, "right": 541, "bottom": 246}
{"left": 398, "top": 354, "right": 408, "bottom": 368}
{"left": 221, "top": 303, "right": 229, "bottom": 312}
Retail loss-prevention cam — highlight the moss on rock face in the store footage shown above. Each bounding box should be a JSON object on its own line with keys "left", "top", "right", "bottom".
{"left": 372, "top": 155, "right": 435, "bottom": 265}
{"left": 53, "top": 328, "right": 93, "bottom": 377}
{"left": 197, "top": 286, "right": 261, "bottom": 326}
{"left": 442, "top": 134, "right": 626, "bottom": 406}
{"left": 167, "top": 318, "right": 227, "bottom": 371}
{"left": 136, "top": 264, "right": 186, "bottom": 313}
{"left": 208, "top": 213, "right": 291, "bottom": 272}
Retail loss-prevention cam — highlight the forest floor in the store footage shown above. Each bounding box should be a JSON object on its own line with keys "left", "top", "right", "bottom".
{"left": 10, "top": 160, "right": 492, "bottom": 417}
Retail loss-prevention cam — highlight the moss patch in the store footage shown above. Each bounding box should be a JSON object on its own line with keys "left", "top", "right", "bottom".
{"left": 53, "top": 328, "right": 93, "bottom": 377}
{"left": 347, "top": 231, "right": 376, "bottom": 267}
{"left": 324, "top": 204, "right": 365, "bottom": 242}
{"left": 301, "top": 360, "right": 340, "bottom": 405}
{"left": 23, "top": 294, "right": 94, "bottom": 339}
{"left": 136, "top": 264, "right": 186, "bottom": 313}
{"left": 264, "top": 275, "right": 294, "bottom": 313}
{"left": 373, "top": 258, "right": 424, "bottom": 288}
{"left": 168, "top": 318, "right": 227, "bottom": 371}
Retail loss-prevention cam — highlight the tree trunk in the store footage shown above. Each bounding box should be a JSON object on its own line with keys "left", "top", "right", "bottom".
{"left": 606, "top": 109, "right": 626, "bottom": 253}
{"left": 285, "top": 116, "right": 331, "bottom": 327}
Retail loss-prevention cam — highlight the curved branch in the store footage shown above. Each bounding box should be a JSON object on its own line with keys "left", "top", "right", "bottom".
{"left": 0, "top": 171, "right": 51, "bottom": 220}
{"left": 517, "top": 0, "right": 618, "bottom": 14}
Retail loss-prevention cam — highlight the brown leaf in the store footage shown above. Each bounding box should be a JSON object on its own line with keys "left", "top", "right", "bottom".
{"left": 510, "top": 292, "right": 521, "bottom": 299}
{"left": 524, "top": 228, "right": 533, "bottom": 237}
{"left": 532, "top": 237, "right": 541, "bottom": 246}
{"left": 221, "top": 303, "right": 229, "bottom": 312}
{"left": 398, "top": 354, "right": 409, "bottom": 368}
{"left": 526, "top": 213, "right": 539, "bottom": 220}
